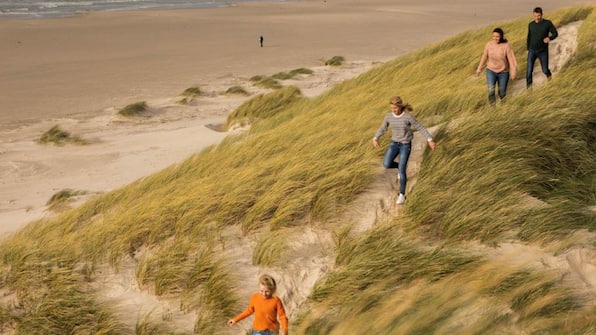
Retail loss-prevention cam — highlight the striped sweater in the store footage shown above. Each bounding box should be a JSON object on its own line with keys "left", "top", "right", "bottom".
{"left": 374, "top": 112, "right": 433, "bottom": 144}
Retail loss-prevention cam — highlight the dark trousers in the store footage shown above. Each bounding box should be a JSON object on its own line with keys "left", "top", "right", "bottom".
{"left": 526, "top": 48, "right": 551, "bottom": 87}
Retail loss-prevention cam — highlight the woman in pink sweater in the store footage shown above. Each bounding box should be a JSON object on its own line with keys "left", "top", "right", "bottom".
{"left": 476, "top": 28, "right": 518, "bottom": 104}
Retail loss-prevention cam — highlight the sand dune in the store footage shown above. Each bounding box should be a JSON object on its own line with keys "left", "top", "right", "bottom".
{"left": 0, "top": 0, "right": 588, "bottom": 235}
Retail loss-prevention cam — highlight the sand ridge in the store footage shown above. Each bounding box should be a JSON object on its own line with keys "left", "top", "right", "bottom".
{"left": 0, "top": 0, "right": 588, "bottom": 236}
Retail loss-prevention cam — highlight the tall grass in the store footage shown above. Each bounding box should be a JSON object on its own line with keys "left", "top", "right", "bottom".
{"left": 118, "top": 101, "right": 148, "bottom": 116}
{"left": 37, "top": 125, "right": 87, "bottom": 145}
{"left": 0, "top": 5, "right": 593, "bottom": 334}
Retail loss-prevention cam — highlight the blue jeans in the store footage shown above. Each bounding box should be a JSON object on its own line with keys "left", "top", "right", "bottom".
{"left": 253, "top": 330, "right": 277, "bottom": 335}
{"left": 382, "top": 141, "right": 411, "bottom": 195}
{"left": 485, "top": 69, "right": 510, "bottom": 104}
{"left": 526, "top": 48, "right": 551, "bottom": 87}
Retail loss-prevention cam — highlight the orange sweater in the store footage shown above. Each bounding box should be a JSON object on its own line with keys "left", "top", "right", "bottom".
{"left": 233, "top": 293, "right": 289, "bottom": 332}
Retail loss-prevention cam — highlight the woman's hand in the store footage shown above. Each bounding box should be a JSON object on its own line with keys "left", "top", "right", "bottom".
{"left": 428, "top": 140, "right": 437, "bottom": 151}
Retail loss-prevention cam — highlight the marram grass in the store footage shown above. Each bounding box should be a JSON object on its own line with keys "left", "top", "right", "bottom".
{"left": 0, "top": 5, "right": 593, "bottom": 334}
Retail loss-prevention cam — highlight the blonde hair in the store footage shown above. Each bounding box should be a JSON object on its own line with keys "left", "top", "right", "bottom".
{"left": 389, "top": 95, "right": 413, "bottom": 112}
{"left": 259, "top": 274, "right": 277, "bottom": 294}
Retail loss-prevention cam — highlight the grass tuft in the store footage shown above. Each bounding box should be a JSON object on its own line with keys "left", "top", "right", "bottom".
{"left": 325, "top": 56, "right": 345, "bottom": 66}
{"left": 225, "top": 85, "right": 250, "bottom": 96}
{"left": 46, "top": 188, "right": 88, "bottom": 211}
{"left": 118, "top": 101, "right": 148, "bottom": 116}
{"left": 37, "top": 125, "right": 87, "bottom": 146}
{"left": 182, "top": 86, "right": 201, "bottom": 97}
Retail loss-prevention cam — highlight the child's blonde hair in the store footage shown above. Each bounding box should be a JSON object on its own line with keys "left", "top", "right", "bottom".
{"left": 259, "top": 274, "right": 277, "bottom": 294}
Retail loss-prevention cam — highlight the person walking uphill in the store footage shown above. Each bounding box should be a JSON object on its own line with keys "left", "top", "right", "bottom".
{"left": 372, "top": 96, "right": 436, "bottom": 205}
{"left": 228, "top": 274, "right": 289, "bottom": 335}
{"left": 526, "top": 7, "right": 558, "bottom": 88}
{"left": 476, "top": 27, "right": 517, "bottom": 104}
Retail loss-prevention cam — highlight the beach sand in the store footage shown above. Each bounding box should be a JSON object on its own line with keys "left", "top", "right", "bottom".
{"left": 0, "top": 0, "right": 588, "bottom": 235}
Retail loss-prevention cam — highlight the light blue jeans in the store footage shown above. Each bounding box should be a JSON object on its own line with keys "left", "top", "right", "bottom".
{"left": 382, "top": 141, "right": 411, "bottom": 195}
{"left": 486, "top": 69, "right": 510, "bottom": 104}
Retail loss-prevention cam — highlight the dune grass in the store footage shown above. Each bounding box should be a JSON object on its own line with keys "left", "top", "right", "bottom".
{"left": 325, "top": 56, "right": 345, "bottom": 66}
{"left": 46, "top": 188, "right": 88, "bottom": 212}
{"left": 249, "top": 75, "right": 282, "bottom": 89}
{"left": 182, "top": 87, "right": 201, "bottom": 97}
{"left": 224, "top": 86, "right": 304, "bottom": 131}
{"left": 0, "top": 6, "right": 593, "bottom": 334}
{"left": 225, "top": 85, "right": 250, "bottom": 96}
{"left": 272, "top": 68, "right": 314, "bottom": 80}
{"left": 118, "top": 101, "right": 148, "bottom": 116}
{"left": 178, "top": 87, "right": 202, "bottom": 105}
{"left": 37, "top": 125, "right": 87, "bottom": 146}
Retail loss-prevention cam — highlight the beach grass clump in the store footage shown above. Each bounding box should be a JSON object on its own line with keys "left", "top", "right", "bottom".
{"left": 0, "top": 250, "right": 127, "bottom": 334}
{"left": 290, "top": 67, "right": 314, "bottom": 76}
{"left": 182, "top": 86, "right": 201, "bottom": 97}
{"left": 177, "top": 87, "right": 203, "bottom": 105}
{"left": 225, "top": 85, "right": 250, "bottom": 96}
{"left": 46, "top": 188, "right": 87, "bottom": 211}
{"left": 249, "top": 74, "right": 283, "bottom": 89}
{"left": 252, "top": 230, "right": 289, "bottom": 266}
{"left": 118, "top": 101, "right": 148, "bottom": 116}
{"left": 254, "top": 76, "right": 283, "bottom": 89}
{"left": 37, "top": 125, "right": 87, "bottom": 146}
{"left": 325, "top": 56, "right": 345, "bottom": 66}
{"left": 224, "top": 86, "right": 303, "bottom": 130}
{"left": 249, "top": 75, "right": 265, "bottom": 82}
{"left": 272, "top": 68, "right": 314, "bottom": 80}
{"left": 272, "top": 71, "right": 294, "bottom": 80}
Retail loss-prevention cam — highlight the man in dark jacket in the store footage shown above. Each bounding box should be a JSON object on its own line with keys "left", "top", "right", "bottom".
{"left": 526, "top": 7, "right": 558, "bottom": 88}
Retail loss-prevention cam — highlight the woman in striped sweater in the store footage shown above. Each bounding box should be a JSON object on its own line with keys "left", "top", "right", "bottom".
{"left": 373, "top": 96, "right": 436, "bottom": 205}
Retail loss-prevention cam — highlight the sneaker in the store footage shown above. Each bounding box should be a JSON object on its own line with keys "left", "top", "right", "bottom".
{"left": 396, "top": 193, "right": 405, "bottom": 205}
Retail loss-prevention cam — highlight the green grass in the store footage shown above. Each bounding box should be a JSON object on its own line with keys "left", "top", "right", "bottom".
{"left": 118, "top": 101, "right": 148, "bottom": 116}
{"left": 272, "top": 68, "right": 314, "bottom": 80}
{"left": 46, "top": 188, "right": 88, "bottom": 212}
{"left": 250, "top": 76, "right": 282, "bottom": 89}
{"left": 250, "top": 67, "right": 313, "bottom": 89}
{"left": 178, "top": 87, "right": 202, "bottom": 104}
{"left": 224, "top": 86, "right": 303, "bottom": 131}
{"left": 182, "top": 87, "right": 201, "bottom": 97}
{"left": 225, "top": 85, "right": 250, "bottom": 96}
{"left": 325, "top": 56, "right": 345, "bottom": 66}
{"left": 0, "top": 5, "right": 593, "bottom": 334}
{"left": 290, "top": 67, "right": 314, "bottom": 76}
{"left": 37, "top": 125, "right": 87, "bottom": 146}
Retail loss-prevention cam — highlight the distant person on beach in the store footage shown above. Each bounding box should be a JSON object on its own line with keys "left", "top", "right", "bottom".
{"left": 372, "top": 96, "right": 436, "bottom": 205}
{"left": 475, "top": 27, "right": 517, "bottom": 104}
{"left": 526, "top": 7, "right": 558, "bottom": 88}
{"left": 227, "top": 274, "right": 289, "bottom": 335}
{"left": 260, "top": 35, "right": 264, "bottom": 47}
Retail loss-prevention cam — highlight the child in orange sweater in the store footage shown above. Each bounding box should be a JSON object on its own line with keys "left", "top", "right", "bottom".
{"left": 227, "top": 274, "right": 289, "bottom": 335}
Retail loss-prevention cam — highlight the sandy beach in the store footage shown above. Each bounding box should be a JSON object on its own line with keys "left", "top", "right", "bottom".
{"left": 0, "top": 0, "right": 589, "bottom": 235}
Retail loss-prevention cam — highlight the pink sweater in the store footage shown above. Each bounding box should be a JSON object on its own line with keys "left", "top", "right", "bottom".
{"left": 478, "top": 41, "right": 517, "bottom": 77}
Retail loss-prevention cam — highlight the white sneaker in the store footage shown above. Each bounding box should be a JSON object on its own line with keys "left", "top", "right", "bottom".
{"left": 396, "top": 193, "right": 405, "bottom": 205}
